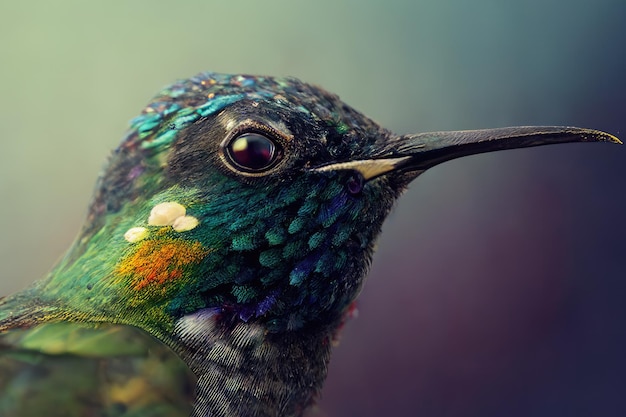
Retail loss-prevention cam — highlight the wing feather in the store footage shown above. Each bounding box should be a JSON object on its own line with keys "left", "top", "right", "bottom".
{"left": 0, "top": 322, "right": 196, "bottom": 417}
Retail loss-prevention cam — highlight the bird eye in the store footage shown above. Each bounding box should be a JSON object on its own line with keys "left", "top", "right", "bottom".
{"left": 225, "top": 132, "right": 280, "bottom": 172}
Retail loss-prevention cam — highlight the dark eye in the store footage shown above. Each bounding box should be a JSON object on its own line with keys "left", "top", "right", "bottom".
{"left": 226, "top": 132, "right": 279, "bottom": 172}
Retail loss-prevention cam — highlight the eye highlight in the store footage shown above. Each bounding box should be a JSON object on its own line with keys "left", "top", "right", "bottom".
{"left": 224, "top": 132, "right": 281, "bottom": 173}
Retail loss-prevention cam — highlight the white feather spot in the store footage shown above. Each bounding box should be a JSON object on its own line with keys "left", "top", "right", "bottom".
{"left": 124, "top": 227, "right": 149, "bottom": 243}
{"left": 172, "top": 215, "right": 199, "bottom": 232}
{"left": 148, "top": 202, "right": 186, "bottom": 226}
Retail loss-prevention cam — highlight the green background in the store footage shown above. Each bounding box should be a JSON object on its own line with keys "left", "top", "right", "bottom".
{"left": 1, "top": 1, "right": 625, "bottom": 416}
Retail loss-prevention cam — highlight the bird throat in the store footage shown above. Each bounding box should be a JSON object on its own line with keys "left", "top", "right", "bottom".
{"left": 172, "top": 307, "right": 334, "bottom": 417}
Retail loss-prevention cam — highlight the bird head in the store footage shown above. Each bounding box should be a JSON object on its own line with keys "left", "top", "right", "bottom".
{"left": 47, "top": 72, "right": 618, "bottom": 335}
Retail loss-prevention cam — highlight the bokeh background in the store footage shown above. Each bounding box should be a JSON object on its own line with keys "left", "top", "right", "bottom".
{"left": 1, "top": 1, "right": 625, "bottom": 416}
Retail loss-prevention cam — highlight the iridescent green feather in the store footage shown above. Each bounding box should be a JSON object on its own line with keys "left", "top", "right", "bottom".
{"left": 0, "top": 322, "right": 196, "bottom": 417}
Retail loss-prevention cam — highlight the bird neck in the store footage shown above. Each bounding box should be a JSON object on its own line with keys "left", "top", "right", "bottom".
{"left": 17, "top": 188, "right": 205, "bottom": 334}
{"left": 172, "top": 309, "right": 335, "bottom": 417}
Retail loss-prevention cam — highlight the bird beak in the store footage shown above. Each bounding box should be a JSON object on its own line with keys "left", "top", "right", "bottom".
{"left": 314, "top": 126, "right": 621, "bottom": 182}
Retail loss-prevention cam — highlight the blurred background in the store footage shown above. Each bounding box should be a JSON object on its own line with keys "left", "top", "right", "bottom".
{"left": 1, "top": 1, "right": 625, "bottom": 416}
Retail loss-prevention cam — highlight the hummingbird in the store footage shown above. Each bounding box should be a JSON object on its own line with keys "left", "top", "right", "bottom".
{"left": 0, "top": 72, "right": 620, "bottom": 417}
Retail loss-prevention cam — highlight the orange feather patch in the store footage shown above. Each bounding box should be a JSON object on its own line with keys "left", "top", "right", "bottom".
{"left": 116, "top": 238, "right": 208, "bottom": 291}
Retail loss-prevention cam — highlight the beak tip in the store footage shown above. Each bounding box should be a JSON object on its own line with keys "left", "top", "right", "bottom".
{"left": 579, "top": 128, "right": 621, "bottom": 145}
{"left": 608, "top": 134, "right": 622, "bottom": 145}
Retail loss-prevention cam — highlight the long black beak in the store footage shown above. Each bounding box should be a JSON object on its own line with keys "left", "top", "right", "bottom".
{"left": 314, "top": 126, "right": 620, "bottom": 181}
{"left": 392, "top": 126, "right": 620, "bottom": 172}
